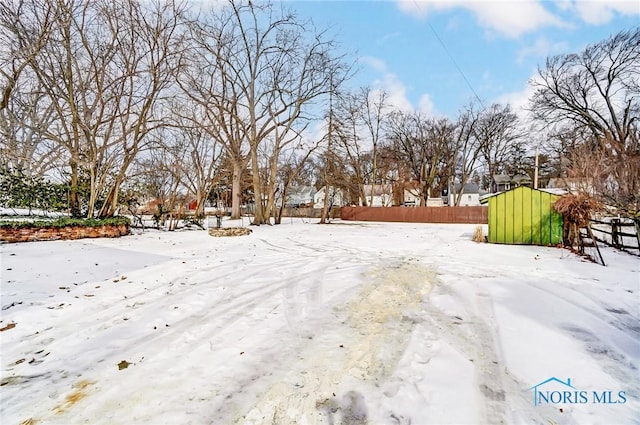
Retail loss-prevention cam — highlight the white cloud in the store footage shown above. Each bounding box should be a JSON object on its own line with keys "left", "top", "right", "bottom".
{"left": 418, "top": 93, "right": 436, "bottom": 115}
{"left": 373, "top": 72, "right": 414, "bottom": 112}
{"left": 568, "top": 0, "right": 640, "bottom": 25}
{"left": 395, "top": 0, "right": 566, "bottom": 38}
{"left": 497, "top": 84, "right": 534, "bottom": 113}
{"left": 361, "top": 56, "right": 439, "bottom": 115}
{"left": 359, "top": 56, "right": 412, "bottom": 111}
{"left": 516, "top": 37, "right": 569, "bottom": 64}
{"left": 396, "top": 0, "right": 430, "bottom": 16}
{"left": 359, "top": 56, "right": 388, "bottom": 73}
{"left": 378, "top": 31, "right": 401, "bottom": 44}
{"left": 495, "top": 73, "right": 541, "bottom": 121}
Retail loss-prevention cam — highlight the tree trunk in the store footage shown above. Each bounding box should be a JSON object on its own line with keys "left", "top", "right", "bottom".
{"left": 321, "top": 187, "right": 330, "bottom": 223}
{"left": 194, "top": 188, "right": 205, "bottom": 218}
{"left": 275, "top": 185, "right": 288, "bottom": 225}
{"left": 250, "top": 148, "right": 266, "bottom": 225}
{"left": 263, "top": 153, "right": 280, "bottom": 225}
{"left": 231, "top": 161, "right": 242, "bottom": 219}
{"left": 68, "top": 156, "right": 81, "bottom": 217}
{"left": 99, "top": 175, "right": 122, "bottom": 217}
{"left": 370, "top": 142, "right": 377, "bottom": 207}
{"left": 421, "top": 184, "right": 429, "bottom": 207}
{"left": 87, "top": 164, "right": 98, "bottom": 218}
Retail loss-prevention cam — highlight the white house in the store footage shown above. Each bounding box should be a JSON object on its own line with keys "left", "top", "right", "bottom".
{"left": 447, "top": 183, "right": 481, "bottom": 206}
{"left": 547, "top": 177, "right": 595, "bottom": 195}
{"left": 401, "top": 189, "right": 444, "bottom": 206}
{"left": 493, "top": 174, "right": 531, "bottom": 193}
{"left": 361, "top": 184, "right": 393, "bottom": 207}
{"left": 426, "top": 197, "right": 444, "bottom": 206}
{"left": 313, "top": 186, "right": 347, "bottom": 209}
{"left": 402, "top": 188, "right": 421, "bottom": 206}
{"left": 285, "top": 185, "right": 316, "bottom": 207}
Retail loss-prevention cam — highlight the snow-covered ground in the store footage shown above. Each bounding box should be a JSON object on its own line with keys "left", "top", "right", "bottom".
{"left": 1, "top": 219, "right": 638, "bottom": 425}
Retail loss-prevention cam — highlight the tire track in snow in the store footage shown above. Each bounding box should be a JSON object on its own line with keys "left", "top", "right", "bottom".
{"left": 421, "top": 281, "right": 557, "bottom": 425}
{"left": 421, "top": 292, "right": 508, "bottom": 424}
{"left": 225, "top": 260, "right": 435, "bottom": 425}
{"left": 2, "top": 245, "right": 351, "bottom": 424}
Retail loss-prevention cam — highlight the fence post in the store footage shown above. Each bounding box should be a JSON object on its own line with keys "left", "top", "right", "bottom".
{"left": 611, "top": 218, "right": 620, "bottom": 248}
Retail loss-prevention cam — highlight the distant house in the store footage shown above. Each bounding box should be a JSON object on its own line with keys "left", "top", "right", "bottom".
{"left": 313, "top": 186, "right": 347, "bottom": 209}
{"left": 402, "top": 188, "right": 421, "bottom": 206}
{"left": 399, "top": 184, "right": 443, "bottom": 206}
{"left": 361, "top": 184, "right": 393, "bottom": 207}
{"left": 446, "top": 183, "right": 481, "bottom": 206}
{"left": 285, "top": 185, "right": 316, "bottom": 207}
{"left": 426, "top": 197, "right": 444, "bottom": 207}
{"left": 396, "top": 179, "right": 422, "bottom": 206}
{"left": 493, "top": 174, "right": 532, "bottom": 192}
{"left": 547, "top": 177, "right": 595, "bottom": 195}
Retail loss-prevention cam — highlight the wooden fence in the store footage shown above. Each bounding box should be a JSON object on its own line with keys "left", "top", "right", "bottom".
{"left": 590, "top": 217, "right": 640, "bottom": 256}
{"left": 341, "top": 206, "right": 488, "bottom": 224}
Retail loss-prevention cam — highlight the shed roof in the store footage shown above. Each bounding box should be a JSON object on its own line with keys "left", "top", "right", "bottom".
{"left": 480, "top": 185, "right": 558, "bottom": 204}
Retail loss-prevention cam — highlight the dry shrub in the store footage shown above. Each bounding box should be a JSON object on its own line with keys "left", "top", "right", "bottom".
{"left": 472, "top": 225, "right": 484, "bottom": 243}
{"left": 553, "top": 193, "right": 603, "bottom": 226}
{"left": 553, "top": 193, "right": 603, "bottom": 247}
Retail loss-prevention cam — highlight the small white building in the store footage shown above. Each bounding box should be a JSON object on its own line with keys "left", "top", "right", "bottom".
{"left": 361, "top": 184, "right": 393, "bottom": 207}
{"left": 313, "top": 186, "right": 347, "bottom": 209}
{"left": 402, "top": 189, "right": 421, "bottom": 206}
{"left": 426, "top": 197, "right": 444, "bottom": 207}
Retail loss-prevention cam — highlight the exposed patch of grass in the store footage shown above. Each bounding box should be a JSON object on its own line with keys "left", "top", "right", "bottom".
{"left": 0, "top": 216, "right": 130, "bottom": 229}
{"left": 208, "top": 227, "right": 252, "bottom": 237}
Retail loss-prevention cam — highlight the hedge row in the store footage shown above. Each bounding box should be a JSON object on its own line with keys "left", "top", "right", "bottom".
{"left": 0, "top": 216, "right": 131, "bottom": 229}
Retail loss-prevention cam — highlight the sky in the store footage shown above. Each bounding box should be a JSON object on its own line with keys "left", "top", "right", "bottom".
{"left": 282, "top": 0, "right": 640, "bottom": 118}
{"left": 2, "top": 219, "right": 639, "bottom": 423}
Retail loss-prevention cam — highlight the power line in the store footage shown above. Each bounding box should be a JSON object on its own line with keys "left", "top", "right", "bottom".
{"left": 417, "top": 5, "right": 485, "bottom": 109}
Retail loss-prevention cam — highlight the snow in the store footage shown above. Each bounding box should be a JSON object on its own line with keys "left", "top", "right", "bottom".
{"left": 1, "top": 219, "right": 639, "bottom": 424}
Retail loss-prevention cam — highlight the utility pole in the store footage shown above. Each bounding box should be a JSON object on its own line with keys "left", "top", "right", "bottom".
{"left": 534, "top": 145, "right": 539, "bottom": 189}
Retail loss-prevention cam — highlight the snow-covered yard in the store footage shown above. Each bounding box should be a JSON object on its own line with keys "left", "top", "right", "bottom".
{"left": 1, "top": 220, "right": 638, "bottom": 425}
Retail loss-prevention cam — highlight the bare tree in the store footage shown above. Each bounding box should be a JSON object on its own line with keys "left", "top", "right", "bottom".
{"left": 360, "top": 87, "right": 389, "bottom": 206}
{"left": 0, "top": 86, "right": 63, "bottom": 176}
{"left": 274, "top": 141, "right": 319, "bottom": 224}
{"left": 385, "top": 111, "right": 456, "bottom": 204}
{"left": 96, "top": 0, "right": 188, "bottom": 217}
{"left": 0, "top": 0, "right": 56, "bottom": 111}
{"left": 164, "top": 109, "right": 224, "bottom": 218}
{"left": 332, "top": 90, "right": 371, "bottom": 207}
{"left": 530, "top": 27, "right": 640, "bottom": 210}
{"left": 0, "top": 1, "right": 64, "bottom": 177}
{"left": 13, "top": 0, "right": 186, "bottom": 217}
{"left": 474, "top": 103, "right": 525, "bottom": 191}
{"left": 450, "top": 103, "right": 481, "bottom": 205}
{"left": 201, "top": 1, "right": 346, "bottom": 225}
{"left": 178, "top": 10, "right": 250, "bottom": 219}
{"left": 134, "top": 145, "right": 186, "bottom": 230}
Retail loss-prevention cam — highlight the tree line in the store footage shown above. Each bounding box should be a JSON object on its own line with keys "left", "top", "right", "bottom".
{"left": 1, "top": 0, "right": 638, "bottom": 223}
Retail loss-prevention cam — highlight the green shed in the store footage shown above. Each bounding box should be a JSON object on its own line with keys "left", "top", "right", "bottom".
{"left": 482, "top": 186, "right": 563, "bottom": 245}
